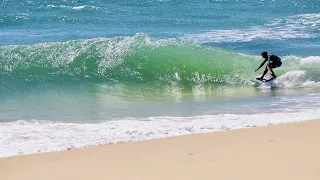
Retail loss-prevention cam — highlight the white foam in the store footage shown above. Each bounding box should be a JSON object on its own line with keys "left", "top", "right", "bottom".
{"left": 72, "top": 6, "right": 85, "bottom": 10}
{"left": 255, "top": 69, "right": 320, "bottom": 89}
{"left": 182, "top": 28, "right": 312, "bottom": 43}
{"left": 46, "top": 4, "right": 99, "bottom": 11}
{"left": 1, "top": 110, "right": 320, "bottom": 157}
{"left": 182, "top": 13, "right": 320, "bottom": 43}
{"left": 72, "top": 5, "right": 99, "bottom": 10}
{"left": 268, "top": 13, "right": 320, "bottom": 28}
{"left": 300, "top": 56, "right": 320, "bottom": 66}
{"left": 46, "top": 4, "right": 58, "bottom": 8}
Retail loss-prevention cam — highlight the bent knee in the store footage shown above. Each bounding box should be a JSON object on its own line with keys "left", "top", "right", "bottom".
{"left": 267, "top": 65, "right": 272, "bottom": 70}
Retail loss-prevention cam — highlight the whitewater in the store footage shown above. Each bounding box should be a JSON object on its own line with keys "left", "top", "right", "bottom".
{"left": 0, "top": 0, "right": 319, "bottom": 157}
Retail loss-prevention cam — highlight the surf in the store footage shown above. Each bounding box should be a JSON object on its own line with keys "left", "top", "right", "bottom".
{"left": 0, "top": 34, "right": 319, "bottom": 88}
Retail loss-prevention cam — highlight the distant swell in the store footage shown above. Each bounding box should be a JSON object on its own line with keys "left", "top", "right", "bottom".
{"left": 0, "top": 34, "right": 319, "bottom": 87}
{"left": 182, "top": 13, "right": 320, "bottom": 43}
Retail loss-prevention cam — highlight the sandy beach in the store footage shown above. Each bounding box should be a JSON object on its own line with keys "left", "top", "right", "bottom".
{"left": 1, "top": 119, "right": 320, "bottom": 180}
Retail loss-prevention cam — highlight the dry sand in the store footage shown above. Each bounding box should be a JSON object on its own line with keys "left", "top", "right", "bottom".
{"left": 1, "top": 119, "right": 320, "bottom": 180}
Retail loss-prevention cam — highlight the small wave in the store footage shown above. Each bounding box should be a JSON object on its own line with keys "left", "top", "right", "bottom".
{"left": 0, "top": 13, "right": 30, "bottom": 25}
{"left": 182, "top": 13, "right": 320, "bottom": 43}
{"left": 268, "top": 13, "right": 320, "bottom": 28}
{"left": 182, "top": 28, "right": 313, "bottom": 43}
{"left": 46, "top": 4, "right": 60, "bottom": 8}
{"left": 72, "top": 6, "right": 86, "bottom": 10}
{"left": 46, "top": 4, "right": 100, "bottom": 11}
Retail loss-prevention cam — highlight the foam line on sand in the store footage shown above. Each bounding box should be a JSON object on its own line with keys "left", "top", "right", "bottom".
{"left": 1, "top": 119, "right": 320, "bottom": 180}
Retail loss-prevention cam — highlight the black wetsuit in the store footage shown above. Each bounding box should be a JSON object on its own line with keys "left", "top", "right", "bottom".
{"left": 267, "top": 55, "right": 282, "bottom": 68}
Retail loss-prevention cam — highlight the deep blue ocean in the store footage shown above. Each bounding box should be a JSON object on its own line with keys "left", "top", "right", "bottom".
{"left": 0, "top": 0, "right": 320, "bottom": 157}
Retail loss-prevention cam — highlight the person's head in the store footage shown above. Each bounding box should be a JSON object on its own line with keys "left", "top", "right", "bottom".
{"left": 261, "top": 51, "right": 268, "bottom": 58}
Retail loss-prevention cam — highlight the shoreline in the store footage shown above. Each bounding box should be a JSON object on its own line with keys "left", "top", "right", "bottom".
{"left": 2, "top": 110, "right": 320, "bottom": 158}
{"left": 1, "top": 119, "right": 320, "bottom": 180}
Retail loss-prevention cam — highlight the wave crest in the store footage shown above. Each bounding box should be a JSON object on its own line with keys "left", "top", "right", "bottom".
{"left": 0, "top": 34, "right": 319, "bottom": 87}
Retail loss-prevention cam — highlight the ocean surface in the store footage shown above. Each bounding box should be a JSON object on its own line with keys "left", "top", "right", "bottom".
{"left": 0, "top": 0, "right": 320, "bottom": 157}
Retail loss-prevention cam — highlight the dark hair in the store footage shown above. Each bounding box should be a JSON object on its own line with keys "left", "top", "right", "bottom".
{"left": 261, "top": 51, "right": 267, "bottom": 55}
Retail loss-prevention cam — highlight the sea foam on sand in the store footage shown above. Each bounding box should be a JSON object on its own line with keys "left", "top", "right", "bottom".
{"left": 1, "top": 109, "right": 320, "bottom": 157}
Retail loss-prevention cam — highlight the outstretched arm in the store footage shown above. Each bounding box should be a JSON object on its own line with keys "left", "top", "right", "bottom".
{"left": 255, "top": 59, "right": 268, "bottom": 72}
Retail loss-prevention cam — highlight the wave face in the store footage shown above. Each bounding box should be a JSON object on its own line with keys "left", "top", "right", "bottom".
{"left": 0, "top": 34, "right": 254, "bottom": 85}
{"left": 0, "top": 34, "right": 319, "bottom": 87}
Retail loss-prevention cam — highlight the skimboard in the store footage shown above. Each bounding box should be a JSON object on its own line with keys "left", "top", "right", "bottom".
{"left": 251, "top": 73, "right": 277, "bottom": 83}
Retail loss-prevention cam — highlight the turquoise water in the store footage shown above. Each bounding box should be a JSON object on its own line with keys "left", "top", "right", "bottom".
{"left": 1, "top": 0, "right": 320, "bottom": 56}
{"left": 0, "top": 0, "right": 320, "bottom": 156}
